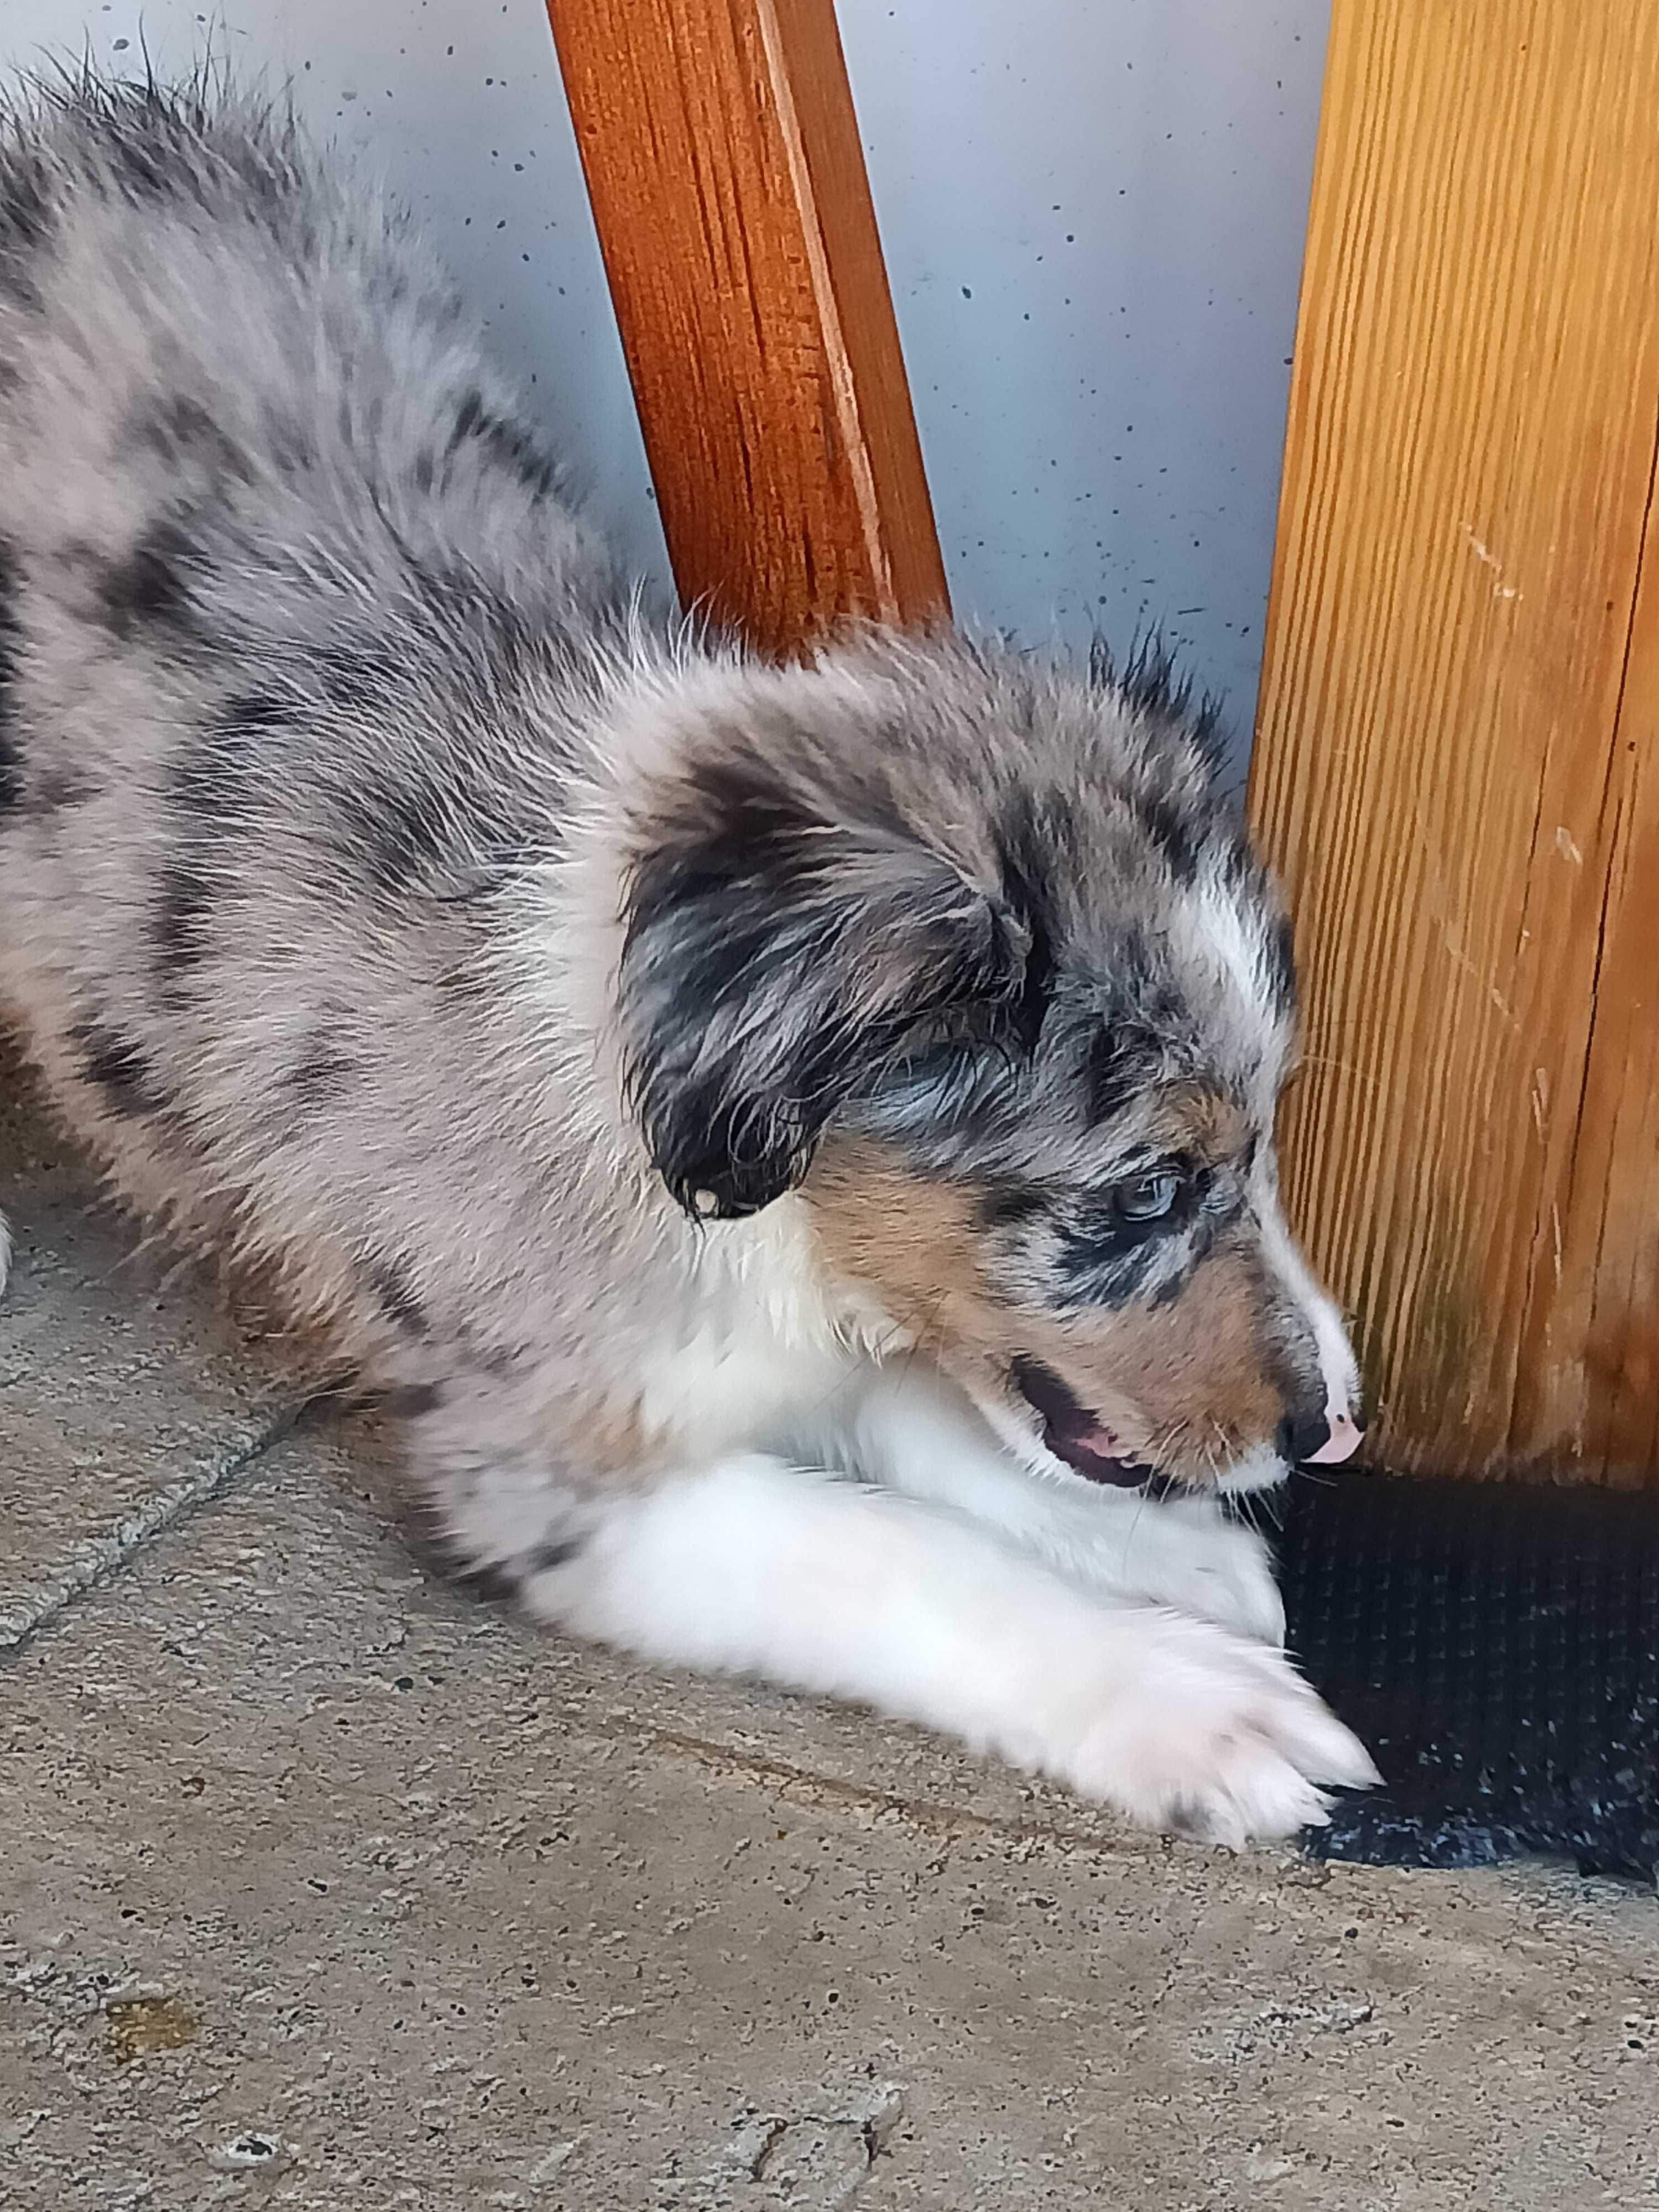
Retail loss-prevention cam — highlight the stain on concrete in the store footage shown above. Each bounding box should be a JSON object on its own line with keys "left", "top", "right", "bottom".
{"left": 103, "top": 1994, "right": 197, "bottom": 2063}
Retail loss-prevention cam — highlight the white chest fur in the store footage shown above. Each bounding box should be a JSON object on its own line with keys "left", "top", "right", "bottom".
{"left": 633, "top": 1196, "right": 902, "bottom": 1462}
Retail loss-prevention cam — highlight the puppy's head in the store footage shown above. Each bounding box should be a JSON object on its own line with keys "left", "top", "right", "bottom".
{"left": 617, "top": 634, "right": 1361, "bottom": 1492}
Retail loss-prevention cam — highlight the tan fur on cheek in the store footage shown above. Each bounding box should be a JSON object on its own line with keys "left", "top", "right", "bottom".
{"left": 1053, "top": 1248, "right": 1285, "bottom": 1471}
{"left": 801, "top": 1140, "right": 1019, "bottom": 1381}
{"left": 805, "top": 1142, "right": 1286, "bottom": 1479}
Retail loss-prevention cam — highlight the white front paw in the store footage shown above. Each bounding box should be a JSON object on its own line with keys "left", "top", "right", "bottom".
{"left": 1030, "top": 1609, "right": 1379, "bottom": 1849}
{"left": 1053, "top": 1491, "right": 1286, "bottom": 1646}
{"left": 1134, "top": 1499, "right": 1287, "bottom": 1646}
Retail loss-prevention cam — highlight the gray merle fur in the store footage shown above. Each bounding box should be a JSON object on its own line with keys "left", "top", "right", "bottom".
{"left": 0, "top": 66, "right": 1347, "bottom": 1567}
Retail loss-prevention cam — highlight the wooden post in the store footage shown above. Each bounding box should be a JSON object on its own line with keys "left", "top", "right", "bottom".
{"left": 545, "top": 0, "right": 949, "bottom": 655}
{"left": 1250, "top": 0, "right": 1659, "bottom": 1484}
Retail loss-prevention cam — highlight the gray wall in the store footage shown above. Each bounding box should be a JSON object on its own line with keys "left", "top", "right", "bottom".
{"left": 3, "top": 0, "right": 1330, "bottom": 784}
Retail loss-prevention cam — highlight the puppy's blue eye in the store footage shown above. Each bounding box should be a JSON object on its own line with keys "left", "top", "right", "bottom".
{"left": 1113, "top": 1171, "right": 1180, "bottom": 1223}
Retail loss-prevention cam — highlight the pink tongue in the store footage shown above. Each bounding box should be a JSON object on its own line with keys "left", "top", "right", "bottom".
{"left": 1078, "top": 1423, "right": 1133, "bottom": 1461}
{"left": 1307, "top": 1411, "right": 1363, "bottom": 1465}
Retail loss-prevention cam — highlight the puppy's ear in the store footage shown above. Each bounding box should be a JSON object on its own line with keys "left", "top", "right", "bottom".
{"left": 619, "top": 754, "right": 1031, "bottom": 1217}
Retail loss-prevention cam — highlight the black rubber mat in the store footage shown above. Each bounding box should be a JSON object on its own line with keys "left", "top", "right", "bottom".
{"left": 1274, "top": 1469, "right": 1659, "bottom": 1881}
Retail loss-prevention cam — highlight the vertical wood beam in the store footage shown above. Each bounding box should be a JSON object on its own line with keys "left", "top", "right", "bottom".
{"left": 545, "top": 0, "right": 948, "bottom": 655}
{"left": 1250, "top": 0, "right": 1659, "bottom": 1483}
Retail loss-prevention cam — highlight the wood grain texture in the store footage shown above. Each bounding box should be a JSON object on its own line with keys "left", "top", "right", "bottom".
{"left": 545, "top": 0, "right": 948, "bottom": 654}
{"left": 1250, "top": 0, "right": 1659, "bottom": 1483}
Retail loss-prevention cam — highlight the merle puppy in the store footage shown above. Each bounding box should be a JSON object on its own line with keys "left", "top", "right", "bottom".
{"left": 0, "top": 74, "right": 1375, "bottom": 1846}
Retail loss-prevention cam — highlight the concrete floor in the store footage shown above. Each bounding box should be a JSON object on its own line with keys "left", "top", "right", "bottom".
{"left": 4, "top": 1081, "right": 1659, "bottom": 2212}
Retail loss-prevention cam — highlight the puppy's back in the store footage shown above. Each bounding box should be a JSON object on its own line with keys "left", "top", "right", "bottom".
{"left": 0, "top": 74, "right": 632, "bottom": 1347}
{"left": 0, "top": 72, "right": 614, "bottom": 634}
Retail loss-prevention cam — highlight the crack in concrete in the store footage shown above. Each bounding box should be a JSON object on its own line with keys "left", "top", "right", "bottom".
{"left": 727, "top": 2085, "right": 905, "bottom": 2206}
{"left": 739, "top": 2117, "right": 791, "bottom": 2181}
{"left": 0, "top": 1403, "right": 303, "bottom": 1658}
{"left": 594, "top": 1718, "right": 1152, "bottom": 1863}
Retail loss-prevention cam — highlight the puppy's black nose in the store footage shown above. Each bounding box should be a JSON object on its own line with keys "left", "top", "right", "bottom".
{"left": 1277, "top": 1412, "right": 1334, "bottom": 1466}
